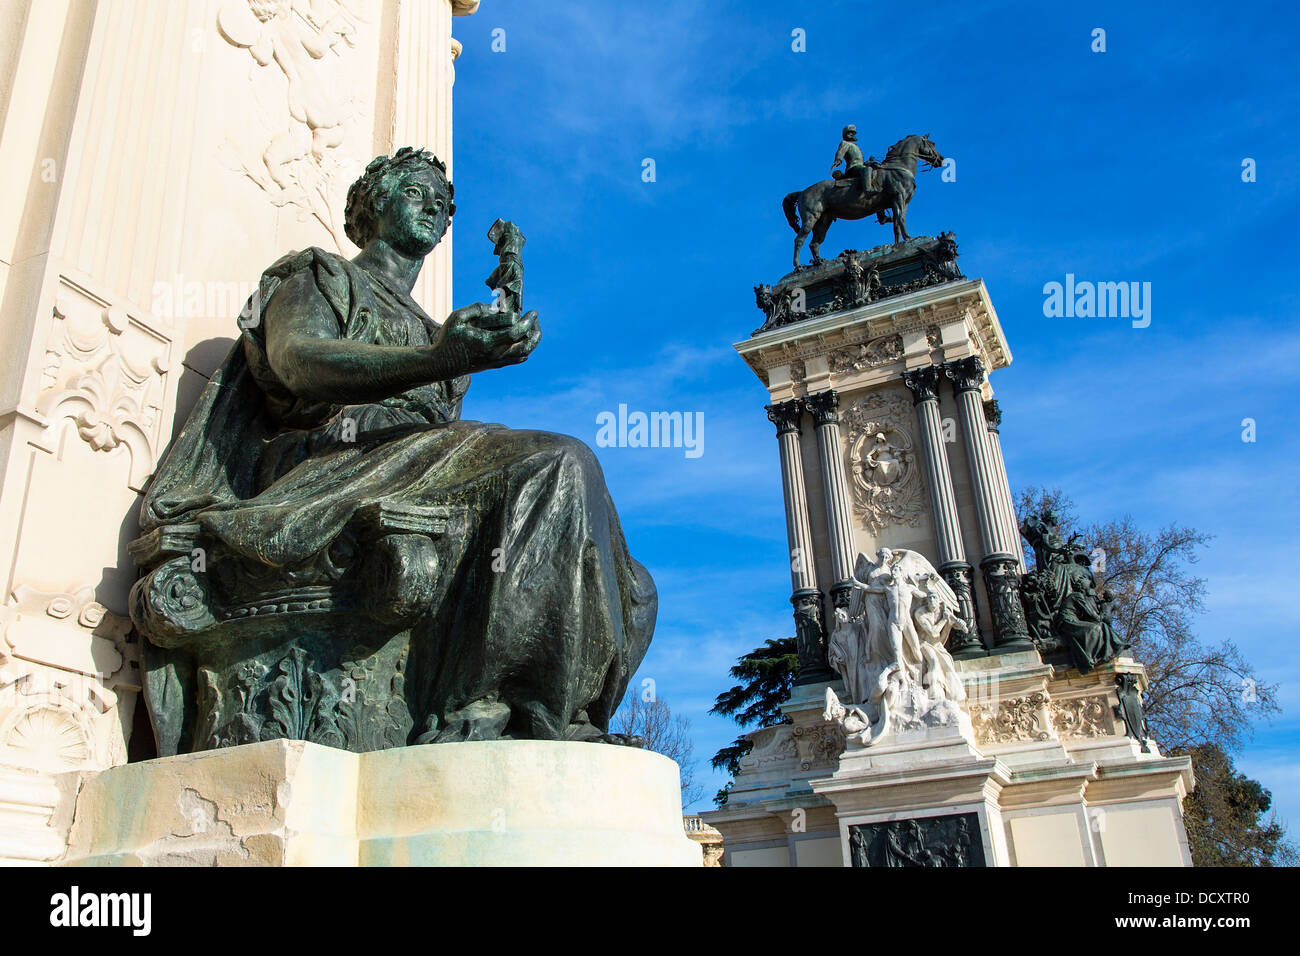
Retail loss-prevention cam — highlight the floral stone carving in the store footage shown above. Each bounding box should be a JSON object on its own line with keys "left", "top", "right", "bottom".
{"left": 1049, "top": 694, "right": 1114, "bottom": 739}
{"left": 970, "top": 691, "right": 1051, "bottom": 745}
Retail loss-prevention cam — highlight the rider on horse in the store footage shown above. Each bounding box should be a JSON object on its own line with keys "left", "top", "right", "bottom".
{"left": 831, "top": 125, "right": 881, "bottom": 201}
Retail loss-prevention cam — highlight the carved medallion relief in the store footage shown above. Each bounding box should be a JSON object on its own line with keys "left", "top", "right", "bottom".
{"left": 841, "top": 389, "right": 924, "bottom": 534}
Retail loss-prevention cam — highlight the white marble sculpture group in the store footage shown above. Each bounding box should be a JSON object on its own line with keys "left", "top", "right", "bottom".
{"left": 824, "top": 548, "right": 971, "bottom": 746}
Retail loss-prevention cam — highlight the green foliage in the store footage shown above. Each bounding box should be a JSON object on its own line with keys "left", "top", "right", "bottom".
{"left": 1177, "top": 743, "right": 1298, "bottom": 867}
{"left": 708, "top": 636, "right": 798, "bottom": 796}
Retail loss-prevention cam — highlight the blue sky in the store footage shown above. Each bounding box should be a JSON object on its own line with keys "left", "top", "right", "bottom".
{"left": 445, "top": 0, "right": 1300, "bottom": 817}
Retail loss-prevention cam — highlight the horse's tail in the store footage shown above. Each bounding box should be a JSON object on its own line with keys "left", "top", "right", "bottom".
{"left": 783, "top": 191, "right": 801, "bottom": 232}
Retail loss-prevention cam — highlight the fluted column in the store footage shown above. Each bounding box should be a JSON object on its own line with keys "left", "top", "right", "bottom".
{"left": 805, "top": 390, "right": 856, "bottom": 610}
{"left": 984, "top": 399, "right": 1026, "bottom": 572}
{"left": 946, "top": 358, "right": 1034, "bottom": 653}
{"left": 901, "top": 366, "right": 985, "bottom": 658}
{"left": 766, "top": 400, "right": 834, "bottom": 684}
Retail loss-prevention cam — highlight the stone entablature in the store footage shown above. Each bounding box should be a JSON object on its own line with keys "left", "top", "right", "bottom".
{"left": 737, "top": 278, "right": 1011, "bottom": 401}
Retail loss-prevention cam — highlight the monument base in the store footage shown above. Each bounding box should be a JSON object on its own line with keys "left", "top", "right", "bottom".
{"left": 704, "top": 655, "right": 1195, "bottom": 866}
{"left": 52, "top": 739, "right": 702, "bottom": 866}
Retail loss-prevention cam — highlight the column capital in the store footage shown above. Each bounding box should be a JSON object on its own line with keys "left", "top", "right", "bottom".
{"left": 805, "top": 389, "right": 840, "bottom": 426}
{"left": 983, "top": 398, "right": 1002, "bottom": 431}
{"left": 901, "top": 364, "right": 943, "bottom": 404}
{"left": 765, "top": 398, "right": 803, "bottom": 435}
{"left": 944, "top": 356, "right": 986, "bottom": 393}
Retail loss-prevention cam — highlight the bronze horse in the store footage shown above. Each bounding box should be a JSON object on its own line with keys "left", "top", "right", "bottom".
{"left": 784, "top": 134, "right": 945, "bottom": 269}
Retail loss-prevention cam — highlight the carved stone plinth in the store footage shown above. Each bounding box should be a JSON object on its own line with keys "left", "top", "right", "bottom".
{"left": 709, "top": 652, "right": 1194, "bottom": 867}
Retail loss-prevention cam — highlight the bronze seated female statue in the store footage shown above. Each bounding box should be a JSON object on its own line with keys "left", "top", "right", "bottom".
{"left": 129, "top": 148, "right": 656, "bottom": 755}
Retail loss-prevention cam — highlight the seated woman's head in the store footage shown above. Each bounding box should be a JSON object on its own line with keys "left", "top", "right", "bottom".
{"left": 344, "top": 147, "right": 455, "bottom": 256}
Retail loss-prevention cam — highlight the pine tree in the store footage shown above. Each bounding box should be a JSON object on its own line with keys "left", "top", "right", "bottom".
{"left": 1178, "top": 743, "right": 1298, "bottom": 866}
{"left": 708, "top": 636, "right": 798, "bottom": 803}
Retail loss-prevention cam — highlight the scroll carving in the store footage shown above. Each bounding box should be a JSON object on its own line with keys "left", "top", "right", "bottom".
{"left": 970, "top": 691, "right": 1051, "bottom": 745}
{"left": 36, "top": 289, "right": 172, "bottom": 490}
{"left": 1049, "top": 694, "right": 1115, "bottom": 739}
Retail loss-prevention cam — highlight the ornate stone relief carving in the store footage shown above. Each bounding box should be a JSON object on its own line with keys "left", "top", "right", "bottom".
{"left": 793, "top": 719, "right": 847, "bottom": 771}
{"left": 217, "top": 0, "right": 377, "bottom": 251}
{"left": 970, "top": 691, "right": 1051, "bottom": 745}
{"left": 827, "top": 333, "right": 903, "bottom": 374}
{"left": 36, "top": 287, "right": 172, "bottom": 490}
{"left": 0, "top": 638, "right": 130, "bottom": 772}
{"left": 1049, "top": 694, "right": 1114, "bottom": 739}
{"left": 737, "top": 724, "right": 799, "bottom": 772}
{"left": 841, "top": 390, "right": 924, "bottom": 533}
{"left": 0, "top": 585, "right": 140, "bottom": 772}
{"left": 789, "top": 359, "right": 806, "bottom": 387}
{"left": 849, "top": 811, "right": 984, "bottom": 867}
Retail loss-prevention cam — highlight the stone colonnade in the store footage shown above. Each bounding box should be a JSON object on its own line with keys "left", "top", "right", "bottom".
{"left": 764, "top": 356, "right": 1029, "bottom": 671}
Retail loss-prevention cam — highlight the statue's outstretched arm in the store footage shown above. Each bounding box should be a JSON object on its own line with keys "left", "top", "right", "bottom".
{"left": 264, "top": 271, "right": 538, "bottom": 404}
{"left": 831, "top": 141, "right": 847, "bottom": 172}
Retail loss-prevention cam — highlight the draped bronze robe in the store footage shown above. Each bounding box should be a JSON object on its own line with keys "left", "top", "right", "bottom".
{"left": 132, "top": 248, "right": 656, "bottom": 754}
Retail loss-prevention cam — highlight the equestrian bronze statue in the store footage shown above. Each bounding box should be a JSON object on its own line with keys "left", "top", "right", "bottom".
{"left": 784, "top": 132, "right": 945, "bottom": 269}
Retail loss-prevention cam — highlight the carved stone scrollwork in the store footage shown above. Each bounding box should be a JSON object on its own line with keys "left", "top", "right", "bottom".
{"left": 789, "top": 359, "right": 807, "bottom": 387}
{"left": 737, "top": 724, "right": 799, "bottom": 772}
{"left": 970, "top": 691, "right": 1051, "bottom": 745}
{"left": 765, "top": 398, "right": 803, "bottom": 436}
{"left": 841, "top": 391, "right": 924, "bottom": 534}
{"left": 901, "top": 364, "right": 943, "bottom": 405}
{"left": 37, "top": 290, "right": 172, "bottom": 490}
{"left": 1049, "top": 694, "right": 1114, "bottom": 739}
{"left": 1, "top": 704, "right": 94, "bottom": 770}
{"left": 827, "top": 334, "right": 903, "bottom": 374}
{"left": 793, "top": 720, "right": 847, "bottom": 771}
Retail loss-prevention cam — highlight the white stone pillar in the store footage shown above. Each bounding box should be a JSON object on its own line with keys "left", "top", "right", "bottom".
{"left": 945, "top": 358, "right": 1034, "bottom": 654}
{"left": 900, "top": 366, "right": 985, "bottom": 659}
{"left": 805, "top": 390, "right": 856, "bottom": 609}
{"left": 766, "top": 400, "right": 833, "bottom": 684}
{"left": 984, "top": 399, "right": 1026, "bottom": 572}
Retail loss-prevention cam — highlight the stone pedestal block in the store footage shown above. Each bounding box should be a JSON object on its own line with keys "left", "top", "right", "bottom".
{"left": 707, "top": 656, "right": 1195, "bottom": 867}
{"left": 53, "top": 739, "right": 702, "bottom": 866}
